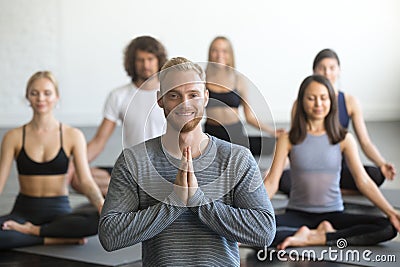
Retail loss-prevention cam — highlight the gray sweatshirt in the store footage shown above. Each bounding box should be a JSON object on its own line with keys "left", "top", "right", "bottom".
{"left": 99, "top": 136, "right": 275, "bottom": 266}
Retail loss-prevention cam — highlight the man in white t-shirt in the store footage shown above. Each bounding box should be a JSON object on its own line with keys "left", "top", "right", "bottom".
{"left": 67, "top": 36, "right": 167, "bottom": 195}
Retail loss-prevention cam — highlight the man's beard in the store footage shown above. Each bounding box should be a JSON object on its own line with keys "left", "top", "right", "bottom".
{"left": 180, "top": 117, "right": 202, "bottom": 133}
{"left": 166, "top": 110, "right": 203, "bottom": 133}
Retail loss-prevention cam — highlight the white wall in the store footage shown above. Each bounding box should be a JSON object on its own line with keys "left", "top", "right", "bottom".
{"left": 1, "top": 0, "right": 399, "bottom": 127}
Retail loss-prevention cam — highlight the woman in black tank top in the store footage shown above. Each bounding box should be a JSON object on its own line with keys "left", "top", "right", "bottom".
{"left": 204, "top": 36, "right": 286, "bottom": 155}
{"left": 0, "top": 71, "right": 104, "bottom": 250}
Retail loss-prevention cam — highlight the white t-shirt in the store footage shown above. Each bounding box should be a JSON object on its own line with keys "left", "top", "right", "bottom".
{"left": 103, "top": 83, "right": 165, "bottom": 148}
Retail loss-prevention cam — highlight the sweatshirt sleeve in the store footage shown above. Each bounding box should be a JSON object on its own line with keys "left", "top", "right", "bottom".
{"left": 98, "top": 151, "right": 187, "bottom": 252}
{"left": 189, "top": 149, "right": 276, "bottom": 247}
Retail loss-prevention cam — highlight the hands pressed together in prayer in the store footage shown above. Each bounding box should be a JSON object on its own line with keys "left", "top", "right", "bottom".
{"left": 174, "top": 146, "right": 199, "bottom": 205}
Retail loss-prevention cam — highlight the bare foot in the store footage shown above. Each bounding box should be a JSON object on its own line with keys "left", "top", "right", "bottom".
{"left": 2, "top": 220, "right": 89, "bottom": 246}
{"left": 2, "top": 220, "right": 40, "bottom": 235}
{"left": 277, "top": 225, "right": 327, "bottom": 250}
{"left": 317, "top": 220, "right": 336, "bottom": 233}
{"left": 44, "top": 237, "right": 88, "bottom": 245}
{"left": 277, "top": 226, "right": 311, "bottom": 250}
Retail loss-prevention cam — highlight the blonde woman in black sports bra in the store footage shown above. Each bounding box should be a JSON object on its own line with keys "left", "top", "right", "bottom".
{"left": 204, "top": 36, "right": 286, "bottom": 155}
{"left": 0, "top": 71, "right": 104, "bottom": 249}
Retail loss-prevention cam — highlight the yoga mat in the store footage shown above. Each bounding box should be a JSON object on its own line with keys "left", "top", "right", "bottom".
{"left": 343, "top": 188, "right": 400, "bottom": 209}
{"left": 14, "top": 235, "right": 141, "bottom": 266}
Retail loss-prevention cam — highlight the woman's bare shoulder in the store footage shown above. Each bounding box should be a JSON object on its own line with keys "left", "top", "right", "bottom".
{"left": 1, "top": 126, "right": 24, "bottom": 151}
{"left": 61, "top": 124, "right": 85, "bottom": 143}
{"left": 3, "top": 126, "right": 23, "bottom": 142}
{"left": 343, "top": 92, "right": 360, "bottom": 110}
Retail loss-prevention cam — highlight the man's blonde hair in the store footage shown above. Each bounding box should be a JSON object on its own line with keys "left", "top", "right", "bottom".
{"left": 159, "top": 57, "right": 205, "bottom": 93}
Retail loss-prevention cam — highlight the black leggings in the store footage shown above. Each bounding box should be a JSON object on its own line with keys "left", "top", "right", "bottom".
{"left": 272, "top": 209, "right": 396, "bottom": 247}
{"left": 0, "top": 194, "right": 99, "bottom": 250}
{"left": 279, "top": 160, "right": 385, "bottom": 194}
{"left": 204, "top": 122, "right": 276, "bottom": 156}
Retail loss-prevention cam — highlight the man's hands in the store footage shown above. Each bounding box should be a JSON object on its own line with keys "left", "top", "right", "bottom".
{"left": 174, "top": 146, "right": 198, "bottom": 205}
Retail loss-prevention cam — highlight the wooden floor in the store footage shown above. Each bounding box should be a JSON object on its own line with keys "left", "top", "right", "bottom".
{"left": 1, "top": 121, "right": 399, "bottom": 266}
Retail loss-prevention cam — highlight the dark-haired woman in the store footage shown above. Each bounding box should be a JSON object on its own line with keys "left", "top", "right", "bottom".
{"left": 264, "top": 75, "right": 399, "bottom": 249}
{"left": 279, "top": 49, "right": 396, "bottom": 194}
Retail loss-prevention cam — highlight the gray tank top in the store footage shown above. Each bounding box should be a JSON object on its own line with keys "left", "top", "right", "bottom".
{"left": 287, "top": 133, "right": 344, "bottom": 213}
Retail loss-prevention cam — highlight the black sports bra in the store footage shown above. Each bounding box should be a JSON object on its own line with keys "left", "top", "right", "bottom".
{"left": 16, "top": 124, "right": 69, "bottom": 175}
{"left": 206, "top": 89, "right": 241, "bottom": 108}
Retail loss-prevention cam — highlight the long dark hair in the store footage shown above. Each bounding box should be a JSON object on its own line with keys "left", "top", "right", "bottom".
{"left": 289, "top": 75, "right": 347, "bottom": 145}
{"left": 312, "top": 48, "right": 340, "bottom": 71}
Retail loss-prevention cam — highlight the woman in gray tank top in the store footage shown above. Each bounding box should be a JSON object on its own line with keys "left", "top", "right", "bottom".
{"left": 264, "top": 75, "right": 399, "bottom": 249}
